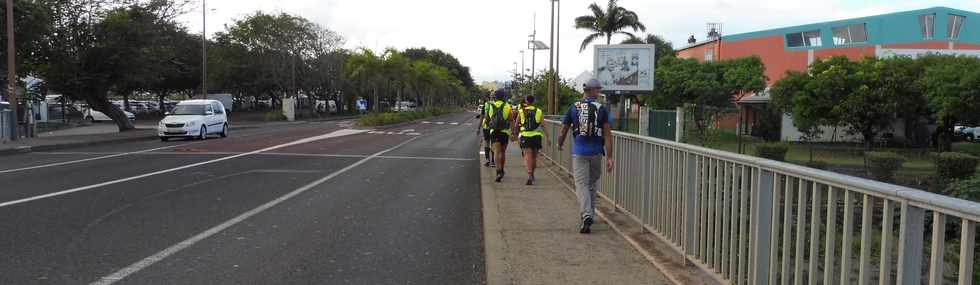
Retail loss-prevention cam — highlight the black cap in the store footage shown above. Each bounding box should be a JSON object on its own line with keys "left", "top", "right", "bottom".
{"left": 494, "top": 89, "right": 509, "bottom": 100}
{"left": 525, "top": 95, "right": 535, "bottom": 104}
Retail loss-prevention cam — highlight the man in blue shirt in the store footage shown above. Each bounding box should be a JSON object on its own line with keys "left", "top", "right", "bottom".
{"left": 557, "top": 78, "right": 614, "bottom": 234}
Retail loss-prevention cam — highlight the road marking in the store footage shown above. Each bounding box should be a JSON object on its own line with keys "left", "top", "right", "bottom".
{"left": 91, "top": 132, "right": 423, "bottom": 285}
{"left": 377, "top": 155, "right": 474, "bottom": 161}
{"left": 0, "top": 143, "right": 200, "bottom": 175}
{"left": 0, "top": 129, "right": 368, "bottom": 209}
{"left": 436, "top": 122, "right": 445, "bottom": 125}
{"left": 421, "top": 121, "right": 431, "bottom": 124}
{"left": 407, "top": 132, "right": 421, "bottom": 136}
{"left": 450, "top": 122, "right": 459, "bottom": 125}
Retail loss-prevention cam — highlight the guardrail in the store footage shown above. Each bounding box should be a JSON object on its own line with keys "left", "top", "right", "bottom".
{"left": 540, "top": 119, "right": 979, "bottom": 285}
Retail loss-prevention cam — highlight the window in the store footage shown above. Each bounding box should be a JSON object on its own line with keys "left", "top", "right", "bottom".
{"left": 832, "top": 24, "right": 868, "bottom": 45}
{"left": 786, "top": 30, "right": 822, "bottom": 47}
{"left": 212, "top": 102, "right": 224, "bottom": 114}
{"left": 948, "top": 14, "right": 965, "bottom": 39}
{"left": 919, "top": 14, "right": 935, "bottom": 39}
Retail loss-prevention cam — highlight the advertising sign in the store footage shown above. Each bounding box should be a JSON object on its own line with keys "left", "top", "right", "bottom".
{"left": 593, "top": 44, "right": 656, "bottom": 92}
{"left": 876, "top": 48, "right": 980, "bottom": 58}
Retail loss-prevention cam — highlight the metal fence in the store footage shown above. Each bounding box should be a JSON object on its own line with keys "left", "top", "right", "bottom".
{"left": 541, "top": 119, "right": 979, "bottom": 285}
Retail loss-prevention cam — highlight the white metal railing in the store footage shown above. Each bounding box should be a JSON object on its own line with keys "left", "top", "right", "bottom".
{"left": 540, "top": 119, "right": 979, "bottom": 285}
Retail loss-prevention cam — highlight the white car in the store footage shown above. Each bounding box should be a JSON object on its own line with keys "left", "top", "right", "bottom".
{"left": 157, "top": 99, "right": 229, "bottom": 141}
{"left": 83, "top": 108, "right": 135, "bottom": 122}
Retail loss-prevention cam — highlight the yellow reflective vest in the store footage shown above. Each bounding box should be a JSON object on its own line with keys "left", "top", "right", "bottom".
{"left": 518, "top": 105, "right": 543, "bottom": 137}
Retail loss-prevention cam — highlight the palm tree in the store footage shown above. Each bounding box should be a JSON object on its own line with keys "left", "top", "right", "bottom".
{"left": 345, "top": 48, "right": 383, "bottom": 111}
{"left": 575, "top": 0, "right": 646, "bottom": 52}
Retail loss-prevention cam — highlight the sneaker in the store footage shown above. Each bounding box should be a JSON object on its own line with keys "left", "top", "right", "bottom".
{"left": 484, "top": 161, "right": 491, "bottom": 167}
{"left": 495, "top": 171, "right": 504, "bottom": 182}
{"left": 525, "top": 178, "right": 533, "bottom": 185}
{"left": 579, "top": 217, "right": 593, "bottom": 234}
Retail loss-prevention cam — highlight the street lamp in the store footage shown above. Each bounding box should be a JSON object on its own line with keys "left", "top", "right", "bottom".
{"left": 527, "top": 38, "right": 549, "bottom": 100}
{"left": 201, "top": 1, "right": 215, "bottom": 99}
{"left": 547, "top": 0, "right": 560, "bottom": 114}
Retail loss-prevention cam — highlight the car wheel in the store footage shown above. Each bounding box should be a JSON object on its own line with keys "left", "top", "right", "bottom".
{"left": 199, "top": 126, "right": 207, "bottom": 140}
{"left": 160, "top": 137, "right": 169, "bottom": 142}
{"left": 220, "top": 123, "right": 228, "bottom": 138}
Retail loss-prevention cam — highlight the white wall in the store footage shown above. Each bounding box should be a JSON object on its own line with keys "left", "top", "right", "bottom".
{"left": 779, "top": 114, "right": 908, "bottom": 143}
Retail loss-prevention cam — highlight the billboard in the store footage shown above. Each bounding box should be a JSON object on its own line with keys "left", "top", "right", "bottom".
{"left": 876, "top": 48, "right": 980, "bottom": 59}
{"left": 593, "top": 44, "right": 656, "bottom": 92}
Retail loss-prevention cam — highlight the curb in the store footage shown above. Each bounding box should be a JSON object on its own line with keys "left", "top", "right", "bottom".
{"left": 543, "top": 166, "right": 687, "bottom": 285}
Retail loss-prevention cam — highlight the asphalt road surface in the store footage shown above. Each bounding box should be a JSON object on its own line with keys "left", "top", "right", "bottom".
{"left": 0, "top": 112, "right": 485, "bottom": 284}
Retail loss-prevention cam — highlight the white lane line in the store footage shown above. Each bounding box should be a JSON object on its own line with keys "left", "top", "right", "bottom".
{"left": 436, "top": 122, "right": 445, "bottom": 125}
{"left": 0, "top": 143, "right": 199, "bottom": 175}
{"left": 450, "top": 122, "right": 459, "bottom": 125}
{"left": 0, "top": 129, "right": 368, "bottom": 209}
{"left": 376, "top": 155, "right": 474, "bottom": 161}
{"left": 90, "top": 132, "right": 422, "bottom": 285}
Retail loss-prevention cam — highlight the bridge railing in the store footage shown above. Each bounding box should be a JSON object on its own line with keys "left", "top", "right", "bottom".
{"left": 541, "top": 119, "right": 979, "bottom": 285}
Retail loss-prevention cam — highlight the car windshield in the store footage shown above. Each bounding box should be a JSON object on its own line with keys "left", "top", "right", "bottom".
{"left": 171, "top": 104, "right": 207, "bottom": 115}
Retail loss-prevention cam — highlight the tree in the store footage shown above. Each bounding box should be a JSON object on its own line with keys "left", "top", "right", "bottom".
{"left": 0, "top": 0, "right": 51, "bottom": 90}
{"left": 621, "top": 34, "right": 675, "bottom": 65}
{"left": 917, "top": 55, "right": 980, "bottom": 152}
{"left": 574, "top": 0, "right": 646, "bottom": 52}
{"left": 345, "top": 48, "right": 383, "bottom": 111}
{"left": 654, "top": 56, "right": 766, "bottom": 145}
{"left": 403, "top": 47, "right": 474, "bottom": 89}
{"left": 770, "top": 70, "right": 824, "bottom": 161}
{"left": 39, "top": 0, "right": 194, "bottom": 131}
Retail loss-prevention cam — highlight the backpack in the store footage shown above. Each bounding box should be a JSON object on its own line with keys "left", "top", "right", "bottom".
{"left": 487, "top": 102, "right": 509, "bottom": 131}
{"left": 574, "top": 101, "right": 602, "bottom": 137}
{"left": 522, "top": 107, "right": 540, "bottom": 131}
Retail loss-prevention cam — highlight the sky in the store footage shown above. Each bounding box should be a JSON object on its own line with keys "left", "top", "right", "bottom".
{"left": 177, "top": 0, "right": 980, "bottom": 84}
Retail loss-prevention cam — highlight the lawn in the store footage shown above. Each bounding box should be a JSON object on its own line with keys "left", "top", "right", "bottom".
{"left": 684, "top": 130, "right": 980, "bottom": 190}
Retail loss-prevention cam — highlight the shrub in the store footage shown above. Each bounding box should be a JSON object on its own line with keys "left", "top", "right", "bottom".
{"left": 754, "top": 143, "right": 789, "bottom": 162}
{"left": 804, "top": 160, "right": 829, "bottom": 170}
{"left": 935, "top": 152, "right": 978, "bottom": 183}
{"left": 356, "top": 107, "right": 462, "bottom": 127}
{"left": 264, "top": 111, "right": 286, "bottom": 121}
{"left": 865, "top": 152, "right": 906, "bottom": 182}
{"left": 945, "top": 177, "right": 980, "bottom": 202}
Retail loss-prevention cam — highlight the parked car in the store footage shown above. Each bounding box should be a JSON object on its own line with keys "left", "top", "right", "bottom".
{"left": 157, "top": 99, "right": 229, "bottom": 141}
{"left": 83, "top": 107, "right": 135, "bottom": 122}
{"left": 962, "top": 127, "right": 979, "bottom": 141}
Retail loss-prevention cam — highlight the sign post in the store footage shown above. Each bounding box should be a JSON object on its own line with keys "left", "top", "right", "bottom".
{"left": 593, "top": 44, "right": 656, "bottom": 132}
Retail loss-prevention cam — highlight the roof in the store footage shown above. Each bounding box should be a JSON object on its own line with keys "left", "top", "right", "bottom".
{"left": 722, "top": 6, "right": 980, "bottom": 44}
{"left": 178, "top": 99, "right": 220, "bottom": 105}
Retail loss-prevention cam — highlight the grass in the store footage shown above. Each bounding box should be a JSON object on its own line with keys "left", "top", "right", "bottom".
{"left": 687, "top": 129, "right": 980, "bottom": 191}
{"left": 355, "top": 107, "right": 461, "bottom": 127}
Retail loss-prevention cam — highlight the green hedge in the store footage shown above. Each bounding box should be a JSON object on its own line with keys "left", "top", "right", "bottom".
{"left": 754, "top": 143, "right": 789, "bottom": 162}
{"left": 356, "top": 107, "right": 461, "bottom": 126}
{"left": 804, "top": 160, "right": 829, "bottom": 170}
{"left": 866, "top": 152, "right": 906, "bottom": 182}
{"left": 936, "top": 152, "right": 978, "bottom": 183}
{"left": 946, "top": 177, "right": 980, "bottom": 202}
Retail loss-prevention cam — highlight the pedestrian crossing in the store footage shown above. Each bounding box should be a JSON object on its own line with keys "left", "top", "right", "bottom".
{"left": 421, "top": 121, "right": 472, "bottom": 126}
{"left": 367, "top": 129, "right": 422, "bottom": 136}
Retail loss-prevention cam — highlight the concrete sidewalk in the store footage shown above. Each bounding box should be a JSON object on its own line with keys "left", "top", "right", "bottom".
{"left": 481, "top": 146, "right": 669, "bottom": 285}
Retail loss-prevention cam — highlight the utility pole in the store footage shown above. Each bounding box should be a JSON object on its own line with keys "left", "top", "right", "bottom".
{"left": 547, "top": 0, "right": 556, "bottom": 114}
{"left": 529, "top": 14, "right": 536, "bottom": 100}
{"left": 555, "top": 0, "right": 560, "bottom": 108}
{"left": 201, "top": 0, "right": 207, "bottom": 99}
{"left": 5, "top": 0, "right": 17, "bottom": 140}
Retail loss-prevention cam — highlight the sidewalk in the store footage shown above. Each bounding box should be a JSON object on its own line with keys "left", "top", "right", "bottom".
{"left": 481, "top": 146, "right": 670, "bottom": 285}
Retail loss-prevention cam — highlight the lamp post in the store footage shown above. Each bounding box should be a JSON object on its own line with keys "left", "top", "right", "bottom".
{"left": 547, "top": 0, "right": 556, "bottom": 114}
{"left": 5, "top": 0, "right": 16, "bottom": 140}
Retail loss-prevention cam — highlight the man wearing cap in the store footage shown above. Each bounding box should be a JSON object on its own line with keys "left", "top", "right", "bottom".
{"left": 557, "top": 78, "right": 614, "bottom": 234}
{"left": 484, "top": 89, "right": 515, "bottom": 182}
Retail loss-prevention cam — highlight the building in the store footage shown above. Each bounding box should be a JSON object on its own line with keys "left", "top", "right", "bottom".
{"left": 677, "top": 7, "right": 980, "bottom": 142}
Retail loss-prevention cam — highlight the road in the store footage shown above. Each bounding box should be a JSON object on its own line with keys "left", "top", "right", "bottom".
{"left": 0, "top": 112, "right": 486, "bottom": 284}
